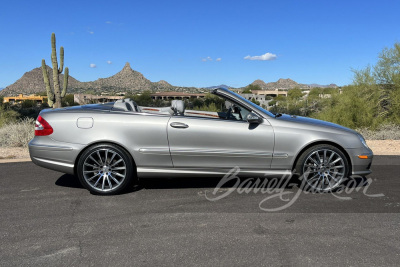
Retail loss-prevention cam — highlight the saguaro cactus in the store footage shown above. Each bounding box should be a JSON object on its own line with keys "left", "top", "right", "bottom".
{"left": 41, "top": 33, "right": 69, "bottom": 108}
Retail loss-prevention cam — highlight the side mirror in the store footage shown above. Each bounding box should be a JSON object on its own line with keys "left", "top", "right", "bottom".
{"left": 246, "top": 113, "right": 263, "bottom": 124}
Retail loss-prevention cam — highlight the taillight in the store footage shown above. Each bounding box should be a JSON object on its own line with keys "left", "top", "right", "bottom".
{"left": 35, "top": 115, "right": 53, "bottom": 136}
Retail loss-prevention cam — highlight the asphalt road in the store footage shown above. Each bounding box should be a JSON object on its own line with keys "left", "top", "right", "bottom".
{"left": 0, "top": 156, "right": 400, "bottom": 266}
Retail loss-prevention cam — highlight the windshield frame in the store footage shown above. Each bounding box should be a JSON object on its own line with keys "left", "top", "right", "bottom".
{"left": 212, "top": 88, "right": 275, "bottom": 118}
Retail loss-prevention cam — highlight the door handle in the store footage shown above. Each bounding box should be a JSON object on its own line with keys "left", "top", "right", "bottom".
{"left": 170, "top": 122, "right": 189, "bottom": 128}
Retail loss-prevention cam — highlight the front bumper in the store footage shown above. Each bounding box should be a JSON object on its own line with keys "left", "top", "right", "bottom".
{"left": 29, "top": 136, "right": 85, "bottom": 175}
{"left": 347, "top": 147, "right": 374, "bottom": 176}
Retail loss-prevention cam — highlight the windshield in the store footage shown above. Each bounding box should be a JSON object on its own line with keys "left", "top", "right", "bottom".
{"left": 220, "top": 89, "right": 275, "bottom": 118}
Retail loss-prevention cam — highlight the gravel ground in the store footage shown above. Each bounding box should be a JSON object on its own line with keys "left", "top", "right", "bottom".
{"left": 0, "top": 140, "right": 399, "bottom": 160}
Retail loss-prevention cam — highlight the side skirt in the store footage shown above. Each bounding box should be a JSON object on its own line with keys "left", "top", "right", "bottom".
{"left": 136, "top": 167, "right": 292, "bottom": 178}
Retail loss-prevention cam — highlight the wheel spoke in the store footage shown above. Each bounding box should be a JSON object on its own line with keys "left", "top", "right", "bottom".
{"left": 112, "top": 166, "right": 126, "bottom": 171}
{"left": 104, "top": 149, "right": 109, "bottom": 165}
{"left": 93, "top": 176, "right": 102, "bottom": 187}
{"left": 331, "top": 157, "right": 341, "bottom": 164}
{"left": 315, "top": 151, "right": 322, "bottom": 163}
{"left": 111, "top": 159, "right": 123, "bottom": 167}
{"left": 89, "top": 155, "right": 101, "bottom": 167}
{"left": 84, "top": 163, "right": 97, "bottom": 168}
{"left": 112, "top": 171, "right": 125, "bottom": 178}
{"left": 102, "top": 176, "right": 106, "bottom": 190}
{"left": 109, "top": 152, "right": 117, "bottom": 164}
{"left": 109, "top": 174, "right": 121, "bottom": 185}
{"left": 308, "top": 157, "right": 319, "bottom": 166}
{"left": 97, "top": 151, "right": 104, "bottom": 166}
{"left": 87, "top": 173, "right": 100, "bottom": 182}
{"left": 106, "top": 176, "right": 113, "bottom": 189}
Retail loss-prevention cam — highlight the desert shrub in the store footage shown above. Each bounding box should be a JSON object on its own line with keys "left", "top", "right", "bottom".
{"left": 0, "top": 118, "right": 35, "bottom": 147}
{"left": 0, "top": 105, "right": 19, "bottom": 127}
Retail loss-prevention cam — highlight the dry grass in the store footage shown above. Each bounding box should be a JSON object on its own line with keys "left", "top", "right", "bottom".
{"left": 0, "top": 118, "right": 35, "bottom": 147}
{"left": 357, "top": 124, "right": 400, "bottom": 140}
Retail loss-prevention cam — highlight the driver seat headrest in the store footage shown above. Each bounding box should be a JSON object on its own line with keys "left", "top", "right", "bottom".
{"left": 171, "top": 100, "right": 185, "bottom": 115}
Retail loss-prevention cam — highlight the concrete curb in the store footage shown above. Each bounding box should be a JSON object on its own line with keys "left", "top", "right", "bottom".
{"left": 0, "top": 158, "right": 31, "bottom": 164}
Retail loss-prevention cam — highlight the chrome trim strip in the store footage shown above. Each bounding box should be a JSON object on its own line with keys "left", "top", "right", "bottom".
{"left": 138, "top": 148, "right": 170, "bottom": 155}
{"left": 29, "top": 144, "right": 73, "bottom": 151}
{"left": 170, "top": 149, "right": 273, "bottom": 158}
{"left": 272, "top": 153, "right": 289, "bottom": 158}
{"left": 32, "top": 157, "right": 74, "bottom": 168}
{"left": 137, "top": 167, "right": 223, "bottom": 175}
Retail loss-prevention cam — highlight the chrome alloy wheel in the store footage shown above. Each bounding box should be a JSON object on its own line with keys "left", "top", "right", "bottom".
{"left": 302, "top": 149, "right": 346, "bottom": 191}
{"left": 82, "top": 148, "right": 127, "bottom": 192}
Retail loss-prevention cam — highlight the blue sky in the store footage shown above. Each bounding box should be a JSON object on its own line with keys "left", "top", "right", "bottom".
{"left": 1, "top": 0, "right": 399, "bottom": 88}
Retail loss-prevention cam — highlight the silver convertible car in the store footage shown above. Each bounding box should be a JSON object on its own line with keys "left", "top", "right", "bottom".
{"left": 29, "top": 88, "right": 373, "bottom": 195}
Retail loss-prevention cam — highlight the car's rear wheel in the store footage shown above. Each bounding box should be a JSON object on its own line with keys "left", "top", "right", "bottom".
{"left": 295, "top": 144, "right": 349, "bottom": 192}
{"left": 77, "top": 144, "right": 135, "bottom": 195}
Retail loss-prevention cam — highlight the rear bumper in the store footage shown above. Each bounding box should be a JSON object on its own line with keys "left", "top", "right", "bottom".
{"left": 347, "top": 147, "right": 374, "bottom": 176}
{"left": 29, "top": 137, "right": 85, "bottom": 175}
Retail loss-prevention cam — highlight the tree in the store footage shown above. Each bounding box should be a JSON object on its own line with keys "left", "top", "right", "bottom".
{"left": 242, "top": 84, "right": 262, "bottom": 93}
{"left": 287, "top": 88, "right": 305, "bottom": 100}
{"left": 251, "top": 97, "right": 260, "bottom": 105}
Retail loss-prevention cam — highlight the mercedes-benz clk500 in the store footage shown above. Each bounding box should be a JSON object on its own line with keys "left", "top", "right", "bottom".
{"left": 29, "top": 88, "right": 373, "bottom": 195}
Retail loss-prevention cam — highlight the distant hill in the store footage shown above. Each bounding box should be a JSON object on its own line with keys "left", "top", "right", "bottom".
{"left": 0, "top": 62, "right": 201, "bottom": 96}
{"left": 0, "top": 66, "right": 81, "bottom": 96}
{"left": 0, "top": 63, "right": 338, "bottom": 97}
{"left": 247, "top": 78, "right": 337, "bottom": 90}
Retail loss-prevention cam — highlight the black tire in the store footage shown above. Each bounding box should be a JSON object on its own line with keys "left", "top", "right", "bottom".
{"left": 294, "top": 144, "right": 349, "bottom": 192}
{"left": 77, "top": 143, "right": 135, "bottom": 195}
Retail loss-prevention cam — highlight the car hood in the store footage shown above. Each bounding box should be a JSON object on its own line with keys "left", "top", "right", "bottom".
{"left": 273, "top": 114, "right": 357, "bottom": 134}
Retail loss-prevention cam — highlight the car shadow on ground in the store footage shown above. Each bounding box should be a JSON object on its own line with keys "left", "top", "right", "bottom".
{"left": 55, "top": 174, "right": 84, "bottom": 189}
{"left": 55, "top": 174, "right": 371, "bottom": 194}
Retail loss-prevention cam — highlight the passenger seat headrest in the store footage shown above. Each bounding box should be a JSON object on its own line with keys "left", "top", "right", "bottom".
{"left": 171, "top": 100, "right": 185, "bottom": 115}
{"left": 113, "top": 98, "right": 140, "bottom": 112}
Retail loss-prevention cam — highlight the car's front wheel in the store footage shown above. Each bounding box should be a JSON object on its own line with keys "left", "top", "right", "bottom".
{"left": 295, "top": 144, "right": 349, "bottom": 192}
{"left": 77, "top": 144, "right": 135, "bottom": 195}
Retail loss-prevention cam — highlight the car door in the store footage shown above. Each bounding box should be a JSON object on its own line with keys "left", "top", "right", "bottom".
{"left": 167, "top": 115, "right": 274, "bottom": 170}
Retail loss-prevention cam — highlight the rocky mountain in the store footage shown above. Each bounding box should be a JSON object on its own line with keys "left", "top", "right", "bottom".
{"left": 153, "top": 80, "right": 174, "bottom": 91}
{"left": 248, "top": 78, "right": 337, "bottom": 90}
{"left": 78, "top": 62, "right": 153, "bottom": 93}
{"left": 250, "top": 79, "right": 268, "bottom": 89}
{"left": 0, "top": 63, "right": 338, "bottom": 97}
{"left": 0, "top": 66, "right": 81, "bottom": 96}
{"left": 0, "top": 62, "right": 203, "bottom": 96}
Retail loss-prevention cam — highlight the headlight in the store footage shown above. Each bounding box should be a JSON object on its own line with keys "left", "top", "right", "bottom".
{"left": 358, "top": 134, "right": 369, "bottom": 149}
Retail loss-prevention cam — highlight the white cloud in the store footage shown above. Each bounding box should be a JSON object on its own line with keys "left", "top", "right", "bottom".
{"left": 88, "top": 31, "right": 94, "bottom": 34}
{"left": 202, "top": 56, "right": 213, "bottom": 62}
{"left": 107, "top": 60, "right": 112, "bottom": 64}
{"left": 106, "top": 21, "right": 112, "bottom": 24}
{"left": 216, "top": 58, "right": 222, "bottom": 61}
{"left": 244, "top": 52, "right": 277, "bottom": 61}
{"left": 90, "top": 63, "right": 96, "bottom": 68}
